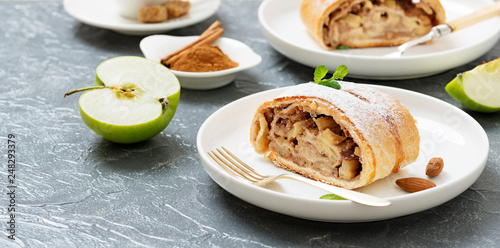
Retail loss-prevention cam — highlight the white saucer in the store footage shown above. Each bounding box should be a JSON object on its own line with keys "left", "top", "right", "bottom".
{"left": 197, "top": 85, "right": 489, "bottom": 222}
{"left": 63, "top": 0, "right": 221, "bottom": 35}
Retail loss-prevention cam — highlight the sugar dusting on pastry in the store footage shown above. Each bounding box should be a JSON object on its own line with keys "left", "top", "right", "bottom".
{"left": 279, "top": 82, "right": 418, "bottom": 172}
{"left": 250, "top": 82, "right": 420, "bottom": 189}
{"left": 277, "top": 82, "right": 396, "bottom": 132}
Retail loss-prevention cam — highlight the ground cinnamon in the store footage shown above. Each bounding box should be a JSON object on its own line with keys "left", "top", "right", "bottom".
{"left": 167, "top": 44, "right": 238, "bottom": 72}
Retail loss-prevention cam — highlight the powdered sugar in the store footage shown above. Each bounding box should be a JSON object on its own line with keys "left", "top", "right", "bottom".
{"left": 277, "top": 82, "right": 392, "bottom": 134}
{"left": 276, "top": 82, "right": 416, "bottom": 172}
{"left": 278, "top": 82, "right": 409, "bottom": 127}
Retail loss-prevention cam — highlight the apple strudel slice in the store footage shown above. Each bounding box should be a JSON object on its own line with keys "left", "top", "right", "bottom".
{"left": 300, "top": 0, "right": 446, "bottom": 49}
{"left": 250, "top": 82, "right": 420, "bottom": 189}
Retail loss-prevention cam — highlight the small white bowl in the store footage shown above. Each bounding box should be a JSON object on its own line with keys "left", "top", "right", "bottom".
{"left": 140, "top": 34, "right": 262, "bottom": 90}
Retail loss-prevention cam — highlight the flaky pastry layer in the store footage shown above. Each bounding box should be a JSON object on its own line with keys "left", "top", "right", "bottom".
{"left": 250, "top": 83, "right": 420, "bottom": 189}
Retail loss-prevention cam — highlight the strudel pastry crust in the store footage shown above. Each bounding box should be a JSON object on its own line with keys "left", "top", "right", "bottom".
{"left": 250, "top": 82, "right": 420, "bottom": 189}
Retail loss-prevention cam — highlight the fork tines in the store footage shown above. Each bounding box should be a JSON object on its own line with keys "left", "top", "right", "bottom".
{"left": 208, "top": 147, "right": 264, "bottom": 182}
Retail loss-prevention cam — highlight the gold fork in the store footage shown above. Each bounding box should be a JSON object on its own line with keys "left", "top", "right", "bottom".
{"left": 208, "top": 147, "right": 391, "bottom": 207}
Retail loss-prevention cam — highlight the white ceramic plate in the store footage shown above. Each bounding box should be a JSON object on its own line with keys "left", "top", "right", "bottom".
{"left": 63, "top": 0, "right": 221, "bottom": 35}
{"left": 140, "top": 35, "right": 262, "bottom": 90}
{"left": 197, "top": 85, "right": 489, "bottom": 222}
{"left": 258, "top": 0, "right": 500, "bottom": 79}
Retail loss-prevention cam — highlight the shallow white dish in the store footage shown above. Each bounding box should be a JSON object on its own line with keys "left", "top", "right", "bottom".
{"left": 258, "top": 0, "right": 500, "bottom": 79}
{"left": 197, "top": 85, "right": 489, "bottom": 222}
{"left": 63, "top": 0, "right": 220, "bottom": 35}
{"left": 140, "top": 35, "right": 262, "bottom": 90}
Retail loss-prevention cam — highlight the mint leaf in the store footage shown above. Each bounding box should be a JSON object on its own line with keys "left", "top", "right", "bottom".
{"left": 312, "top": 65, "right": 348, "bottom": 90}
{"left": 314, "top": 65, "right": 329, "bottom": 82}
{"left": 332, "top": 65, "right": 348, "bottom": 80}
{"left": 318, "top": 79, "right": 341, "bottom": 89}
{"left": 320, "top": 194, "right": 347, "bottom": 200}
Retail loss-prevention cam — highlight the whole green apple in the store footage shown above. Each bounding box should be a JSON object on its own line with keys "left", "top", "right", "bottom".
{"left": 65, "top": 56, "right": 181, "bottom": 143}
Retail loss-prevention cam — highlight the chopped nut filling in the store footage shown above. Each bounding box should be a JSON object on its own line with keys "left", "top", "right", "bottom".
{"left": 258, "top": 104, "right": 362, "bottom": 180}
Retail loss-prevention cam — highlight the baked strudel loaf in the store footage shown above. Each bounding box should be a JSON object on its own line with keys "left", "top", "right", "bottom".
{"left": 300, "top": 0, "right": 446, "bottom": 49}
{"left": 250, "top": 82, "right": 420, "bottom": 189}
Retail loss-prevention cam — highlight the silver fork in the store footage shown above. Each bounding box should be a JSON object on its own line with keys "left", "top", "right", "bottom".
{"left": 208, "top": 147, "right": 391, "bottom": 207}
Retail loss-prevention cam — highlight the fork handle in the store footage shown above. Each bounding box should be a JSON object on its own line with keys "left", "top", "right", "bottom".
{"left": 258, "top": 174, "right": 391, "bottom": 207}
{"left": 447, "top": 1, "right": 500, "bottom": 32}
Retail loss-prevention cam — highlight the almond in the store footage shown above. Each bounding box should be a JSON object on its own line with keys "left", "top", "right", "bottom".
{"left": 426, "top": 157, "right": 444, "bottom": 177}
{"left": 396, "top": 177, "right": 436, "bottom": 193}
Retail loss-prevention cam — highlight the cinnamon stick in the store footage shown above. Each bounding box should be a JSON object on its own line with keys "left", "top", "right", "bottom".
{"left": 161, "top": 21, "right": 224, "bottom": 67}
{"left": 200, "top": 20, "right": 222, "bottom": 38}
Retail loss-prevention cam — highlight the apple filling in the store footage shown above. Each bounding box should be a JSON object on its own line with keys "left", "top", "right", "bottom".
{"left": 325, "top": 0, "right": 436, "bottom": 48}
{"left": 256, "top": 103, "right": 362, "bottom": 180}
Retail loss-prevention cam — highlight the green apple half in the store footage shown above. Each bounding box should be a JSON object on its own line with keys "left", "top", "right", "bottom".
{"left": 66, "top": 56, "right": 181, "bottom": 144}
{"left": 445, "top": 57, "right": 500, "bottom": 113}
